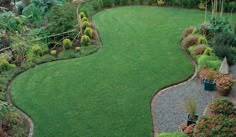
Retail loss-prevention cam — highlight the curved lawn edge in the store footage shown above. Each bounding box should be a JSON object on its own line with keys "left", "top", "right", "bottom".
{"left": 5, "top": 25, "right": 102, "bottom": 137}
{"left": 150, "top": 48, "right": 198, "bottom": 136}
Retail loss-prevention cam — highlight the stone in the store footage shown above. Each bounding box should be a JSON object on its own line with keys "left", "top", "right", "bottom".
{"left": 219, "top": 57, "right": 229, "bottom": 74}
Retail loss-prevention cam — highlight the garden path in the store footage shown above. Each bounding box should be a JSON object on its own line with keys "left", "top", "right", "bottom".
{"left": 153, "top": 64, "right": 236, "bottom": 134}
{"left": 153, "top": 78, "right": 215, "bottom": 133}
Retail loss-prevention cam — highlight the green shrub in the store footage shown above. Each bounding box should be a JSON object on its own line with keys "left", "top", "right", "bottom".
{"left": 80, "top": 45, "right": 99, "bottom": 56}
{"left": 0, "top": 59, "right": 16, "bottom": 72}
{"left": 47, "top": 3, "right": 77, "bottom": 35}
{"left": 203, "top": 47, "right": 214, "bottom": 56}
{"left": 212, "top": 32, "right": 236, "bottom": 65}
{"left": 81, "top": 17, "right": 88, "bottom": 22}
{"left": 33, "top": 54, "right": 56, "bottom": 64}
{"left": 82, "top": 21, "right": 90, "bottom": 30}
{"left": 79, "top": 12, "right": 86, "bottom": 19}
{"left": 80, "top": 35, "right": 91, "bottom": 46}
{"left": 31, "top": 44, "right": 43, "bottom": 56}
{"left": 198, "top": 36, "right": 207, "bottom": 45}
{"left": 58, "top": 50, "right": 80, "bottom": 59}
{"left": 197, "top": 54, "right": 221, "bottom": 71}
{"left": 102, "top": 0, "right": 115, "bottom": 7}
{"left": 63, "top": 39, "right": 73, "bottom": 49}
{"left": 84, "top": 27, "right": 93, "bottom": 38}
{"left": 50, "top": 50, "right": 57, "bottom": 55}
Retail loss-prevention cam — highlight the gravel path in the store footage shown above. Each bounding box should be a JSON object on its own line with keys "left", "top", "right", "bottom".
{"left": 153, "top": 78, "right": 215, "bottom": 133}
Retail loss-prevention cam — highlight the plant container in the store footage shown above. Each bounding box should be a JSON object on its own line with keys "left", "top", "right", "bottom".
{"left": 203, "top": 78, "right": 216, "bottom": 91}
{"left": 186, "top": 113, "right": 199, "bottom": 126}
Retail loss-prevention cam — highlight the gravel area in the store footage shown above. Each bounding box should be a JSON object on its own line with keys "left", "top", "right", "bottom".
{"left": 153, "top": 78, "right": 215, "bottom": 132}
{"left": 231, "top": 65, "right": 236, "bottom": 76}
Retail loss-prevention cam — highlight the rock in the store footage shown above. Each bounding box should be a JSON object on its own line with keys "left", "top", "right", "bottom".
{"left": 219, "top": 57, "right": 229, "bottom": 74}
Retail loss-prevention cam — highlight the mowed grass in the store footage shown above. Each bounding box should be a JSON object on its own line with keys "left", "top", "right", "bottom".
{"left": 11, "top": 6, "right": 205, "bottom": 137}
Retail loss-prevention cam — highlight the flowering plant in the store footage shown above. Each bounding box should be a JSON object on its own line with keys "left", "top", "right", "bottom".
{"left": 216, "top": 74, "right": 234, "bottom": 90}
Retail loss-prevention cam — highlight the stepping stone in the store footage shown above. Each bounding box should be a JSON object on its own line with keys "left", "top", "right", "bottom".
{"left": 219, "top": 57, "right": 229, "bottom": 74}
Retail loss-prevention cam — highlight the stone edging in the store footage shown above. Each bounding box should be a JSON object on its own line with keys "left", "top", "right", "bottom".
{"left": 150, "top": 50, "right": 198, "bottom": 137}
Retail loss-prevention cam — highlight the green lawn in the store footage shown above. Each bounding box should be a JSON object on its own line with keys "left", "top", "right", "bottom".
{"left": 11, "top": 6, "right": 205, "bottom": 137}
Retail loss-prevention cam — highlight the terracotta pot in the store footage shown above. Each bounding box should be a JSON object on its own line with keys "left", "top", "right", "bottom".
{"left": 217, "top": 86, "right": 231, "bottom": 96}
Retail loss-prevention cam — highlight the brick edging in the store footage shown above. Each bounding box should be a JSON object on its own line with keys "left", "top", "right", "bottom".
{"left": 150, "top": 49, "right": 198, "bottom": 137}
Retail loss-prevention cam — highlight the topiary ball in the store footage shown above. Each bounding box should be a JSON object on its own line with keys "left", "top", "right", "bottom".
{"left": 82, "top": 21, "right": 90, "bottom": 30}
{"left": 63, "top": 39, "right": 73, "bottom": 49}
{"left": 80, "top": 35, "right": 90, "bottom": 46}
{"left": 32, "top": 44, "right": 43, "bottom": 56}
{"left": 84, "top": 27, "right": 93, "bottom": 38}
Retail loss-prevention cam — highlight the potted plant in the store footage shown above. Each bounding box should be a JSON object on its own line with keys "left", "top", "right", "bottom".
{"left": 157, "top": 0, "right": 165, "bottom": 6}
{"left": 182, "top": 98, "right": 199, "bottom": 126}
{"left": 216, "top": 74, "right": 234, "bottom": 96}
{"left": 203, "top": 69, "right": 216, "bottom": 91}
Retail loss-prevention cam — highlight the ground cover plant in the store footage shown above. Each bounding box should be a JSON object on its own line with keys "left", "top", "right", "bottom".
{"left": 10, "top": 6, "right": 207, "bottom": 137}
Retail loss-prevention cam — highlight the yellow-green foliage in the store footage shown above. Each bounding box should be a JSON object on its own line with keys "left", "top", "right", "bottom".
{"left": 32, "top": 44, "right": 43, "bottom": 56}
{"left": 204, "top": 47, "right": 214, "bottom": 56}
{"left": 79, "top": 12, "right": 86, "bottom": 19}
{"left": 50, "top": 50, "right": 57, "bottom": 55}
{"left": 198, "top": 36, "right": 207, "bottom": 45}
{"left": 0, "top": 58, "right": 16, "bottom": 72}
{"left": 197, "top": 54, "right": 221, "bottom": 71}
{"left": 63, "top": 39, "right": 73, "bottom": 49}
{"left": 82, "top": 21, "right": 90, "bottom": 30}
{"left": 81, "top": 35, "right": 90, "bottom": 46}
{"left": 82, "top": 17, "right": 88, "bottom": 22}
{"left": 84, "top": 27, "right": 93, "bottom": 38}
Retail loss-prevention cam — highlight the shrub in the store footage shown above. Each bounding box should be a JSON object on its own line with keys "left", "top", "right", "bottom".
{"left": 197, "top": 54, "right": 221, "bottom": 71}
{"left": 50, "top": 50, "right": 57, "bottom": 56}
{"left": 197, "top": 36, "right": 207, "bottom": 45}
{"left": 31, "top": 44, "right": 43, "bottom": 56}
{"left": 0, "top": 59, "right": 16, "bottom": 72}
{"left": 63, "top": 39, "right": 73, "bottom": 49}
{"left": 58, "top": 50, "right": 80, "bottom": 59}
{"left": 181, "top": 35, "right": 198, "bottom": 49}
{"left": 203, "top": 47, "right": 214, "bottom": 56}
{"left": 81, "top": 35, "right": 91, "bottom": 46}
{"left": 193, "top": 115, "right": 236, "bottom": 137}
{"left": 82, "top": 21, "right": 90, "bottom": 30}
{"left": 193, "top": 45, "right": 206, "bottom": 56}
{"left": 212, "top": 32, "right": 236, "bottom": 65}
{"left": 84, "top": 27, "right": 93, "bottom": 38}
{"left": 47, "top": 3, "right": 77, "bottom": 34}
{"left": 79, "top": 12, "right": 86, "bottom": 19}
{"left": 33, "top": 54, "right": 55, "bottom": 64}
{"left": 82, "top": 17, "right": 88, "bottom": 22}
{"left": 102, "top": 0, "right": 115, "bottom": 7}
{"left": 182, "top": 27, "right": 195, "bottom": 38}
{"left": 209, "top": 98, "right": 235, "bottom": 116}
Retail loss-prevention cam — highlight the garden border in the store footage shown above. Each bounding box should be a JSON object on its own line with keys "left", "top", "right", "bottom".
{"left": 4, "top": 25, "right": 103, "bottom": 137}
{"left": 150, "top": 47, "right": 198, "bottom": 136}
